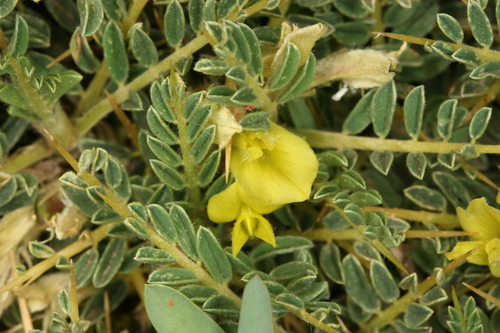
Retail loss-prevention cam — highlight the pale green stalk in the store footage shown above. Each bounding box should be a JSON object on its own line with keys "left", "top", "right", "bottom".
{"left": 296, "top": 129, "right": 500, "bottom": 154}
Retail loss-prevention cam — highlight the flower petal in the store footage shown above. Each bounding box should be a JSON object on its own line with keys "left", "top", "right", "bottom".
{"left": 231, "top": 123, "right": 318, "bottom": 205}
{"left": 486, "top": 238, "right": 500, "bottom": 277}
{"left": 236, "top": 183, "right": 282, "bottom": 215}
{"left": 253, "top": 215, "right": 276, "bottom": 248}
{"left": 232, "top": 216, "right": 249, "bottom": 256}
{"left": 207, "top": 183, "right": 242, "bottom": 223}
{"left": 445, "top": 241, "right": 488, "bottom": 265}
{"left": 458, "top": 197, "right": 500, "bottom": 241}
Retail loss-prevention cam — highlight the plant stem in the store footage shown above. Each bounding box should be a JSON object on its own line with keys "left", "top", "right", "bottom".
{"left": 122, "top": 0, "right": 150, "bottom": 32}
{"left": 295, "top": 128, "right": 500, "bottom": 154}
{"left": 374, "top": 32, "right": 500, "bottom": 62}
{"left": 9, "top": 57, "right": 52, "bottom": 120}
{"left": 291, "top": 228, "right": 472, "bottom": 242}
{"left": 360, "top": 207, "right": 460, "bottom": 229}
{"left": 0, "top": 223, "right": 114, "bottom": 297}
{"left": 171, "top": 79, "right": 203, "bottom": 215}
{"left": 1, "top": 139, "right": 52, "bottom": 174}
{"left": 74, "top": 61, "right": 110, "bottom": 117}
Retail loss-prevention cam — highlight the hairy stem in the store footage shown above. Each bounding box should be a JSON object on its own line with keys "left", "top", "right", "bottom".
{"left": 360, "top": 207, "right": 460, "bottom": 229}
{"left": 296, "top": 129, "right": 500, "bottom": 154}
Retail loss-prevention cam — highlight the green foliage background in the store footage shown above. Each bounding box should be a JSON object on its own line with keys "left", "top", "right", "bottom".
{"left": 1, "top": 0, "right": 500, "bottom": 332}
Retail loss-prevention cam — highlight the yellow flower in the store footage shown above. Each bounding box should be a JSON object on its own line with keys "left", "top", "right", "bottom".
{"left": 207, "top": 182, "right": 281, "bottom": 256}
{"left": 230, "top": 123, "right": 319, "bottom": 206}
{"left": 445, "top": 198, "right": 500, "bottom": 277}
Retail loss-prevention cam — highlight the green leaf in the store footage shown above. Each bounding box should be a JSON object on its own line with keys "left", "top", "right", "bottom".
{"left": 0, "top": 0, "right": 17, "bottom": 19}
{"left": 369, "top": 150, "right": 394, "bottom": 175}
{"left": 404, "top": 85, "right": 425, "bottom": 139}
{"left": 130, "top": 27, "right": 159, "bottom": 67}
{"left": 343, "top": 254, "right": 380, "bottom": 313}
{"left": 184, "top": 92, "right": 204, "bottom": 119}
{"left": 342, "top": 89, "right": 376, "bottom": 134}
{"left": 148, "top": 267, "right": 200, "bottom": 285}
{"left": 198, "top": 150, "right": 221, "bottom": 187}
{"left": 239, "top": 112, "right": 271, "bottom": 131}
{"left": 70, "top": 28, "right": 100, "bottom": 73}
{"left": 420, "top": 286, "right": 448, "bottom": 306}
{"left": 404, "top": 185, "right": 447, "bottom": 211}
{"left": 147, "top": 136, "right": 182, "bottom": 167}
{"left": 404, "top": 303, "right": 434, "bottom": 327}
{"left": 77, "top": 0, "right": 103, "bottom": 36}
{"left": 92, "top": 237, "right": 126, "bottom": 288}
{"left": 270, "top": 262, "right": 317, "bottom": 281}
{"left": 319, "top": 243, "right": 344, "bottom": 284}
{"left": 469, "top": 107, "right": 491, "bottom": 141}
{"left": 452, "top": 48, "right": 481, "bottom": 67}
{"left": 203, "top": 295, "right": 239, "bottom": 319}
{"left": 194, "top": 59, "right": 231, "bottom": 75}
{"left": 147, "top": 107, "right": 177, "bottom": 144}
{"left": 432, "top": 171, "right": 471, "bottom": 209}
{"left": 333, "top": 0, "right": 368, "bottom": 18}
{"left": 225, "top": 21, "right": 252, "bottom": 65}
{"left": 135, "top": 247, "right": 176, "bottom": 264}
{"left": 371, "top": 80, "right": 396, "bottom": 138}
{"left": 468, "top": 0, "right": 493, "bottom": 48}
{"left": 74, "top": 249, "right": 99, "bottom": 288}
{"left": 188, "top": 0, "right": 204, "bottom": 33}
{"left": 5, "top": 14, "right": 29, "bottom": 57}
{"left": 28, "top": 241, "right": 55, "bottom": 258}
{"left": 275, "top": 293, "right": 304, "bottom": 311}
{"left": 44, "top": 0, "right": 79, "bottom": 32}
{"left": 150, "top": 80, "right": 174, "bottom": 121}
{"left": 238, "top": 276, "right": 273, "bottom": 333}
{"left": 197, "top": 227, "right": 232, "bottom": 283}
{"left": 268, "top": 42, "right": 301, "bottom": 91}
{"left": 437, "top": 14, "right": 464, "bottom": 43}
{"left": 239, "top": 23, "right": 263, "bottom": 76}
{"left": 170, "top": 205, "right": 198, "bottom": 261}
{"left": 187, "top": 105, "right": 212, "bottom": 141}
{"left": 190, "top": 125, "right": 215, "bottom": 164}
{"left": 406, "top": 152, "right": 427, "bottom": 180}
{"left": 124, "top": 217, "right": 150, "bottom": 239}
{"left": 225, "top": 66, "right": 247, "bottom": 86}
{"left": 147, "top": 204, "right": 177, "bottom": 242}
{"left": 230, "top": 87, "right": 257, "bottom": 106}
{"left": 101, "top": 0, "right": 126, "bottom": 21}
{"left": 276, "top": 53, "right": 316, "bottom": 104}
{"left": 437, "top": 99, "right": 457, "bottom": 141}
{"left": 60, "top": 172, "right": 98, "bottom": 217}
{"left": 370, "top": 260, "right": 400, "bottom": 303}
{"left": 58, "top": 290, "right": 70, "bottom": 315}
{"left": 0, "top": 177, "right": 17, "bottom": 207}
{"left": 103, "top": 21, "right": 128, "bottom": 83}
{"left": 180, "top": 285, "right": 219, "bottom": 304}
{"left": 350, "top": 190, "right": 383, "bottom": 207}
{"left": 219, "top": 0, "right": 237, "bottom": 18}
{"left": 332, "top": 21, "right": 373, "bottom": 46}
{"left": 164, "top": 0, "right": 185, "bottom": 47}
{"left": 251, "top": 236, "right": 314, "bottom": 262}
{"left": 150, "top": 160, "right": 186, "bottom": 191}
{"left": 103, "top": 157, "right": 123, "bottom": 188}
